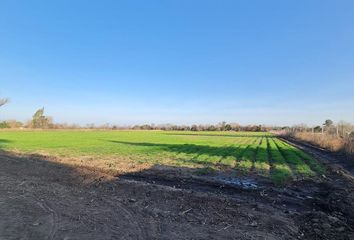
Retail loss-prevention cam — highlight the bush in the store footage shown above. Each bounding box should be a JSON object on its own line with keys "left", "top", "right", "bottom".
{"left": 0, "top": 121, "right": 10, "bottom": 128}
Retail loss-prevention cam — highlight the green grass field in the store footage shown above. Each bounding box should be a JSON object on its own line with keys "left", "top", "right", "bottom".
{"left": 0, "top": 130, "right": 324, "bottom": 183}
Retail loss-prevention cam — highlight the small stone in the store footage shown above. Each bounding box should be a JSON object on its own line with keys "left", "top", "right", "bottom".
{"left": 322, "top": 223, "right": 331, "bottom": 229}
{"left": 336, "top": 227, "right": 345, "bottom": 232}
{"left": 250, "top": 221, "right": 258, "bottom": 227}
{"left": 328, "top": 216, "right": 339, "bottom": 223}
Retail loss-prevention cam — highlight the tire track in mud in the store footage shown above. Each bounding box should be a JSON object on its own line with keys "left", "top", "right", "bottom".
{"left": 0, "top": 151, "right": 148, "bottom": 240}
{"left": 111, "top": 201, "right": 147, "bottom": 239}
{"left": 36, "top": 200, "right": 58, "bottom": 240}
{"left": 0, "top": 189, "right": 57, "bottom": 240}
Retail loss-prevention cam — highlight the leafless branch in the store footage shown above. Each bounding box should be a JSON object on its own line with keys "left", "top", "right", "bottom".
{"left": 0, "top": 98, "right": 9, "bottom": 107}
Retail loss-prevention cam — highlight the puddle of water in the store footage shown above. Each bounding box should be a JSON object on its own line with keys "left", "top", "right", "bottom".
{"left": 212, "top": 176, "right": 258, "bottom": 189}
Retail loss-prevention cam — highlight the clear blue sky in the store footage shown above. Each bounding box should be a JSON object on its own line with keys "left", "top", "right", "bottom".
{"left": 1, "top": 0, "right": 353, "bottom": 126}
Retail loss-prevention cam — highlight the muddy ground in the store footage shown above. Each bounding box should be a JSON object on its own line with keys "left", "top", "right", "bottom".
{"left": 1, "top": 142, "right": 354, "bottom": 239}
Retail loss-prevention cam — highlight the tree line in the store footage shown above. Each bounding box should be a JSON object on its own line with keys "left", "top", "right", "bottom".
{"left": 0, "top": 103, "right": 268, "bottom": 131}
{"left": 131, "top": 122, "right": 266, "bottom": 132}
{"left": 283, "top": 119, "right": 354, "bottom": 138}
{"left": 0, "top": 99, "right": 353, "bottom": 135}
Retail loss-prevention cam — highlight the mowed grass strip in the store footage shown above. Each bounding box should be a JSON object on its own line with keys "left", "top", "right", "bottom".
{"left": 237, "top": 137, "right": 262, "bottom": 171}
{"left": 279, "top": 140, "right": 325, "bottom": 174}
{"left": 217, "top": 144, "right": 238, "bottom": 167}
{"left": 218, "top": 137, "right": 253, "bottom": 167}
{"left": 273, "top": 138, "right": 315, "bottom": 177}
{"left": 268, "top": 137, "right": 293, "bottom": 184}
{"left": 254, "top": 137, "right": 270, "bottom": 175}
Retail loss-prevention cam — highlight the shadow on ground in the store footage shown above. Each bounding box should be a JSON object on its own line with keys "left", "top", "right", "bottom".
{"left": 0, "top": 147, "right": 354, "bottom": 239}
{"left": 107, "top": 140, "right": 322, "bottom": 182}
{"left": 108, "top": 140, "right": 250, "bottom": 164}
{"left": 0, "top": 139, "right": 12, "bottom": 147}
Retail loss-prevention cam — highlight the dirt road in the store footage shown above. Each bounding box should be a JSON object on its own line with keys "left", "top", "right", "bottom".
{"left": 1, "top": 150, "right": 354, "bottom": 239}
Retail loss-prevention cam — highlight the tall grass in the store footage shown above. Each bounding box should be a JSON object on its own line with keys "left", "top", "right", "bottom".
{"left": 290, "top": 132, "right": 354, "bottom": 159}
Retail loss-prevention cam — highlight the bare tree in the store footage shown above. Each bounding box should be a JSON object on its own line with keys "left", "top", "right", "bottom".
{"left": 0, "top": 98, "right": 9, "bottom": 126}
{"left": 0, "top": 98, "right": 9, "bottom": 107}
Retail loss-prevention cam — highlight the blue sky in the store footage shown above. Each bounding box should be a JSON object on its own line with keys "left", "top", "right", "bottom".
{"left": 1, "top": 0, "right": 353, "bottom": 126}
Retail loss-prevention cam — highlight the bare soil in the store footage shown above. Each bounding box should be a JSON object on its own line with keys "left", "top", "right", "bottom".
{"left": 1, "top": 148, "right": 354, "bottom": 239}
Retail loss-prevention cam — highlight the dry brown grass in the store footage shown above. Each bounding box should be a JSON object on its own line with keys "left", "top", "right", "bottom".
{"left": 345, "top": 137, "right": 354, "bottom": 156}
{"left": 291, "top": 132, "right": 354, "bottom": 158}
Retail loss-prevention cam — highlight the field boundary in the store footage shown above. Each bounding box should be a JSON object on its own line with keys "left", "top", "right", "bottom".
{"left": 280, "top": 137, "right": 354, "bottom": 179}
